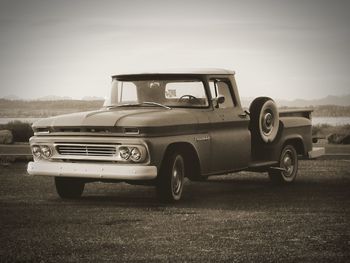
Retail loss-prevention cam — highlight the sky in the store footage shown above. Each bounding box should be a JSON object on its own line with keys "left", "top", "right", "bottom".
{"left": 0, "top": 0, "right": 349, "bottom": 100}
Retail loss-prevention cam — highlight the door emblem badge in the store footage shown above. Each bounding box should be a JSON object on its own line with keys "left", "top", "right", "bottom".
{"left": 195, "top": 136, "right": 211, "bottom": 142}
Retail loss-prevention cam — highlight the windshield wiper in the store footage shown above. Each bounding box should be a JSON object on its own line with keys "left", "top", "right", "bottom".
{"left": 141, "top": 102, "right": 171, "bottom": 110}
{"left": 107, "top": 104, "right": 139, "bottom": 109}
{"left": 107, "top": 102, "right": 171, "bottom": 110}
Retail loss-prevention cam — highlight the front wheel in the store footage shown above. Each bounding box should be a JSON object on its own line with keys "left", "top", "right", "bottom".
{"left": 268, "top": 145, "right": 298, "bottom": 184}
{"left": 55, "top": 177, "right": 85, "bottom": 199}
{"left": 156, "top": 152, "right": 185, "bottom": 202}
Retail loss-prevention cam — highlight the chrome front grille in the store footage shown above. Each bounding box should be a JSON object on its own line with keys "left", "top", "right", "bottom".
{"left": 56, "top": 144, "right": 117, "bottom": 157}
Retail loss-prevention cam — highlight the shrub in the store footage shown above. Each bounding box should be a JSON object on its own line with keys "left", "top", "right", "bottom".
{"left": 312, "top": 124, "right": 331, "bottom": 136}
{"left": 313, "top": 124, "right": 350, "bottom": 144}
{"left": 327, "top": 133, "right": 350, "bottom": 144}
{"left": 0, "top": 121, "right": 33, "bottom": 142}
{"left": 0, "top": 130, "right": 13, "bottom": 144}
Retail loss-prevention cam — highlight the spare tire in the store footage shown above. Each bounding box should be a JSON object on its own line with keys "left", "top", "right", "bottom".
{"left": 249, "top": 97, "right": 279, "bottom": 143}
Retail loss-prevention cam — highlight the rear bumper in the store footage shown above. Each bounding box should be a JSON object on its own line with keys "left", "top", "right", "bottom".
{"left": 308, "top": 147, "right": 325, "bottom": 159}
{"left": 27, "top": 161, "right": 157, "bottom": 180}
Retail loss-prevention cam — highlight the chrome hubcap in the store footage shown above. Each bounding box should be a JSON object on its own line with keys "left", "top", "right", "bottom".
{"left": 172, "top": 156, "right": 184, "bottom": 196}
{"left": 282, "top": 151, "right": 294, "bottom": 177}
{"left": 262, "top": 111, "right": 274, "bottom": 135}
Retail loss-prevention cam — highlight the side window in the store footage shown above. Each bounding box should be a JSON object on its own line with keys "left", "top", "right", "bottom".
{"left": 209, "top": 80, "right": 235, "bottom": 108}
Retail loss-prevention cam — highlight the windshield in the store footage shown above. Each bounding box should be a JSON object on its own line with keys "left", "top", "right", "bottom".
{"left": 103, "top": 79, "right": 209, "bottom": 108}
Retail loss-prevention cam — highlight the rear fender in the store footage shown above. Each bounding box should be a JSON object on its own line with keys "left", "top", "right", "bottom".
{"left": 281, "top": 135, "right": 306, "bottom": 156}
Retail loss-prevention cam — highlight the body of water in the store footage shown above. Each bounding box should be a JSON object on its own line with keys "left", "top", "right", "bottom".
{"left": 312, "top": 117, "right": 350, "bottom": 126}
{"left": 0, "top": 117, "right": 350, "bottom": 125}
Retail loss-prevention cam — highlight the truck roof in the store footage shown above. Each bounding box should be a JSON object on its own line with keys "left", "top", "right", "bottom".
{"left": 112, "top": 68, "right": 235, "bottom": 78}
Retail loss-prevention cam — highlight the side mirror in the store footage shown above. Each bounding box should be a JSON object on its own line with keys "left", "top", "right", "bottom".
{"left": 212, "top": 96, "right": 225, "bottom": 108}
{"left": 217, "top": 96, "right": 225, "bottom": 104}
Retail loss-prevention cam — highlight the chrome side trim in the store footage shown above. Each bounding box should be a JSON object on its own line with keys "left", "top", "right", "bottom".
{"left": 27, "top": 161, "right": 157, "bottom": 180}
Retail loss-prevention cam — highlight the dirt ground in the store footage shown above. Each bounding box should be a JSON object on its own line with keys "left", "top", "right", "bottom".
{"left": 0, "top": 160, "right": 349, "bottom": 262}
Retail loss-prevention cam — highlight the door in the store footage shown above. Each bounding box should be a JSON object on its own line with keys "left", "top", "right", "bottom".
{"left": 207, "top": 79, "right": 251, "bottom": 173}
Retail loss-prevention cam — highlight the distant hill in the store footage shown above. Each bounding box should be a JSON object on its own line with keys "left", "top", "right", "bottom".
{"left": 0, "top": 93, "right": 349, "bottom": 118}
{"left": 276, "top": 94, "right": 350, "bottom": 107}
{"left": 1, "top": 95, "right": 105, "bottom": 101}
{"left": 37, "top": 95, "right": 73, "bottom": 101}
{"left": 3, "top": 95, "right": 21, "bottom": 100}
{"left": 2, "top": 94, "right": 349, "bottom": 106}
{"left": 0, "top": 99, "right": 104, "bottom": 118}
{"left": 81, "top": 96, "right": 105, "bottom": 101}
{"left": 241, "top": 94, "right": 350, "bottom": 108}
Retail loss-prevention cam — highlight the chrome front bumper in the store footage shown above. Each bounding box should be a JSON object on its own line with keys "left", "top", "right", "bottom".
{"left": 27, "top": 161, "right": 157, "bottom": 180}
{"left": 308, "top": 147, "right": 325, "bottom": 159}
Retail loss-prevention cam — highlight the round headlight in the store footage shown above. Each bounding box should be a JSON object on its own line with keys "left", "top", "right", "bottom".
{"left": 119, "top": 147, "right": 131, "bottom": 160}
{"left": 32, "top": 145, "right": 41, "bottom": 158}
{"left": 130, "top": 147, "right": 142, "bottom": 162}
{"left": 41, "top": 145, "right": 52, "bottom": 158}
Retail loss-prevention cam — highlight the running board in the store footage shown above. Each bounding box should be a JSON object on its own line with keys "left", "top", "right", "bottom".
{"left": 269, "top": 167, "right": 287, "bottom": 172}
{"left": 247, "top": 161, "right": 279, "bottom": 172}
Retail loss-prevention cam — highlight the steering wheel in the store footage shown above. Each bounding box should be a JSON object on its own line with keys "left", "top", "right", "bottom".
{"left": 178, "top": 95, "right": 199, "bottom": 102}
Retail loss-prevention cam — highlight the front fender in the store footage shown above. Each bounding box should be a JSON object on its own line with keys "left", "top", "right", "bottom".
{"left": 145, "top": 133, "right": 211, "bottom": 174}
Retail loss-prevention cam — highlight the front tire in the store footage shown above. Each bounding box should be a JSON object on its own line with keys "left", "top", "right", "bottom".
{"left": 156, "top": 152, "right": 185, "bottom": 202}
{"left": 268, "top": 145, "right": 298, "bottom": 184}
{"left": 55, "top": 177, "right": 85, "bottom": 199}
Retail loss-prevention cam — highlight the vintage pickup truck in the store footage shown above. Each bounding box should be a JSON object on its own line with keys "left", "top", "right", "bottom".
{"left": 27, "top": 69, "right": 324, "bottom": 201}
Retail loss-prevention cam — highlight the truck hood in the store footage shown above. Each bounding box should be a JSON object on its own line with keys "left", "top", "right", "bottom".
{"left": 33, "top": 107, "right": 202, "bottom": 128}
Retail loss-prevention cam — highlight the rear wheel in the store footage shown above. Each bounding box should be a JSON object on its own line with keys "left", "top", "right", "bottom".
{"left": 55, "top": 177, "right": 85, "bottom": 199}
{"left": 156, "top": 152, "right": 185, "bottom": 202}
{"left": 268, "top": 145, "right": 298, "bottom": 184}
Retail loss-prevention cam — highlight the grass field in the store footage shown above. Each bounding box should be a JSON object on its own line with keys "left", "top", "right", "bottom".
{"left": 0, "top": 160, "right": 349, "bottom": 262}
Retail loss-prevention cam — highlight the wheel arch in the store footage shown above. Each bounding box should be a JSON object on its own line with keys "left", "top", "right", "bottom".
{"left": 160, "top": 142, "right": 201, "bottom": 179}
{"left": 282, "top": 136, "right": 306, "bottom": 156}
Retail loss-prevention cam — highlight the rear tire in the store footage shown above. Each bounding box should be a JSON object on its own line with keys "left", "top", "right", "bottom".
{"left": 156, "top": 151, "right": 185, "bottom": 202}
{"left": 249, "top": 97, "right": 279, "bottom": 143}
{"left": 268, "top": 145, "right": 298, "bottom": 184}
{"left": 55, "top": 177, "right": 85, "bottom": 199}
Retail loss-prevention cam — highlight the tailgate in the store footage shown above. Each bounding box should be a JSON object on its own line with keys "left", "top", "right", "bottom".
{"left": 279, "top": 108, "right": 313, "bottom": 120}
